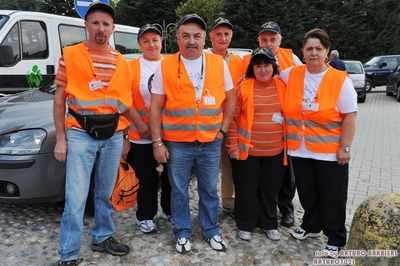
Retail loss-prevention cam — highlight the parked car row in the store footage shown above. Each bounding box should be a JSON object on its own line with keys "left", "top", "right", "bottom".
{"left": 344, "top": 60, "right": 367, "bottom": 103}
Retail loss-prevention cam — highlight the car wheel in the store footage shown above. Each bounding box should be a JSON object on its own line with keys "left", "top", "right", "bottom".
{"left": 358, "top": 89, "right": 366, "bottom": 103}
{"left": 397, "top": 85, "right": 400, "bottom": 102}
{"left": 366, "top": 79, "right": 373, "bottom": 92}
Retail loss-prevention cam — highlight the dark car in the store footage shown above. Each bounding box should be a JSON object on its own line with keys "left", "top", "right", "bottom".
{"left": 386, "top": 63, "right": 400, "bottom": 102}
{"left": 363, "top": 55, "right": 400, "bottom": 92}
{"left": 344, "top": 60, "right": 367, "bottom": 103}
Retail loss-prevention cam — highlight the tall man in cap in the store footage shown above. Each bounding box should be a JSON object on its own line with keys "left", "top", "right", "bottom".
{"left": 243, "top": 21, "right": 302, "bottom": 228}
{"left": 207, "top": 17, "right": 243, "bottom": 219}
{"left": 149, "top": 14, "right": 236, "bottom": 253}
{"left": 53, "top": 2, "right": 131, "bottom": 265}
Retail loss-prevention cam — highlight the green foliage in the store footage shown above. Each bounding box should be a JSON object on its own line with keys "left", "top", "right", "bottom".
{"left": 40, "top": 0, "right": 79, "bottom": 17}
{"left": 0, "top": 0, "right": 43, "bottom": 11}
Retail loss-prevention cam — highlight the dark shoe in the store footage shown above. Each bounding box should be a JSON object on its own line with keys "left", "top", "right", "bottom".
{"left": 281, "top": 213, "right": 295, "bottom": 227}
{"left": 59, "top": 258, "right": 83, "bottom": 266}
{"left": 91, "top": 236, "right": 130, "bottom": 256}
{"left": 222, "top": 206, "right": 235, "bottom": 218}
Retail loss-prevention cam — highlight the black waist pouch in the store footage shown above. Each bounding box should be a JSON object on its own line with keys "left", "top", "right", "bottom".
{"left": 69, "top": 108, "right": 120, "bottom": 140}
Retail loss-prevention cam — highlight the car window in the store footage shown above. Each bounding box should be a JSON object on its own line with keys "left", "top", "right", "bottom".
{"left": 383, "top": 57, "right": 398, "bottom": 68}
{"left": 345, "top": 62, "right": 363, "bottom": 74}
{"left": 364, "top": 57, "right": 381, "bottom": 67}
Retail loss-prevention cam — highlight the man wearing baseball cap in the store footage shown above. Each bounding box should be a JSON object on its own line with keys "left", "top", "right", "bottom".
{"left": 206, "top": 17, "right": 243, "bottom": 220}
{"left": 242, "top": 21, "right": 302, "bottom": 229}
{"left": 149, "top": 13, "right": 236, "bottom": 253}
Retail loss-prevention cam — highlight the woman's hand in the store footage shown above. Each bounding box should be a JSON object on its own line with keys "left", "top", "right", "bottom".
{"left": 229, "top": 151, "right": 240, "bottom": 160}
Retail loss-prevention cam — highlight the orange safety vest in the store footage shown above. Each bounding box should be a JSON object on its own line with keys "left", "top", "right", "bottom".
{"left": 64, "top": 43, "right": 133, "bottom": 131}
{"left": 236, "top": 77, "right": 286, "bottom": 161}
{"left": 228, "top": 53, "right": 244, "bottom": 87}
{"left": 242, "top": 48, "right": 296, "bottom": 75}
{"left": 283, "top": 66, "right": 347, "bottom": 153}
{"left": 161, "top": 52, "right": 226, "bottom": 142}
{"left": 127, "top": 58, "right": 147, "bottom": 140}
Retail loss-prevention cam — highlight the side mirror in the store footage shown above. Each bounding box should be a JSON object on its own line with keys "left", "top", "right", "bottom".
{"left": 379, "top": 62, "right": 387, "bottom": 68}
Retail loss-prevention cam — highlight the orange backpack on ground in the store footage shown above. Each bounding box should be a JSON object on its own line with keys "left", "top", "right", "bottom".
{"left": 111, "top": 157, "right": 139, "bottom": 211}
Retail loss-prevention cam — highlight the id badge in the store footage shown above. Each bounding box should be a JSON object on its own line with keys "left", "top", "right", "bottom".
{"left": 307, "top": 103, "right": 319, "bottom": 111}
{"left": 203, "top": 96, "right": 216, "bottom": 105}
{"left": 89, "top": 80, "right": 102, "bottom": 91}
{"left": 272, "top": 113, "right": 284, "bottom": 124}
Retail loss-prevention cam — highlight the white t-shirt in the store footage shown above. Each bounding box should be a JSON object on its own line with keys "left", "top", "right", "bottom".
{"left": 132, "top": 56, "right": 163, "bottom": 145}
{"left": 280, "top": 67, "right": 358, "bottom": 161}
{"left": 152, "top": 53, "right": 234, "bottom": 100}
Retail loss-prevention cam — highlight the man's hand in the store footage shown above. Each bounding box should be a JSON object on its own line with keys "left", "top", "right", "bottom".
{"left": 54, "top": 138, "right": 67, "bottom": 162}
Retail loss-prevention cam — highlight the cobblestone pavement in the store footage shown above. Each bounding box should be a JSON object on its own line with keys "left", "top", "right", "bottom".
{"left": 0, "top": 91, "right": 399, "bottom": 266}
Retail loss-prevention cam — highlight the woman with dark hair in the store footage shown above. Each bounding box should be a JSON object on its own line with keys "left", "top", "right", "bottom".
{"left": 280, "top": 28, "right": 357, "bottom": 255}
{"left": 227, "top": 46, "right": 286, "bottom": 241}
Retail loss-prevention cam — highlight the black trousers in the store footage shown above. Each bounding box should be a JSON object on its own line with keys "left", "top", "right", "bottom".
{"left": 291, "top": 157, "right": 348, "bottom": 247}
{"left": 230, "top": 152, "right": 285, "bottom": 231}
{"left": 127, "top": 143, "right": 171, "bottom": 221}
{"left": 278, "top": 156, "right": 296, "bottom": 215}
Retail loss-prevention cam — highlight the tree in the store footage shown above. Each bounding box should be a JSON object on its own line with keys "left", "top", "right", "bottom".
{"left": 40, "top": 0, "right": 78, "bottom": 17}
{"left": 0, "top": 0, "right": 43, "bottom": 11}
{"left": 115, "top": 0, "right": 180, "bottom": 27}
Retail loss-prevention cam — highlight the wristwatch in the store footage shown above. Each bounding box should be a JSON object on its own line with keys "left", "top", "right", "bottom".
{"left": 219, "top": 129, "right": 228, "bottom": 138}
{"left": 341, "top": 146, "right": 351, "bottom": 152}
{"left": 123, "top": 134, "right": 129, "bottom": 140}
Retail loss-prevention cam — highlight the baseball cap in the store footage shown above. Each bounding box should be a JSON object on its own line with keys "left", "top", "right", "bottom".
{"left": 251, "top": 46, "right": 276, "bottom": 61}
{"left": 137, "top": 23, "right": 162, "bottom": 40}
{"left": 258, "top": 21, "right": 281, "bottom": 35}
{"left": 178, "top": 13, "right": 207, "bottom": 30}
{"left": 85, "top": 2, "right": 116, "bottom": 22}
{"left": 210, "top": 17, "right": 233, "bottom": 31}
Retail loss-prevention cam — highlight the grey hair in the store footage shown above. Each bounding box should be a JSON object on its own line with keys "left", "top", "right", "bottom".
{"left": 330, "top": 50, "right": 339, "bottom": 58}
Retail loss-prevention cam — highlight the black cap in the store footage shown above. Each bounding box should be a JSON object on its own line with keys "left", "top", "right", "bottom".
{"left": 210, "top": 17, "right": 233, "bottom": 31}
{"left": 137, "top": 24, "right": 162, "bottom": 40}
{"left": 178, "top": 13, "right": 207, "bottom": 30}
{"left": 251, "top": 46, "right": 276, "bottom": 61}
{"left": 85, "top": 2, "right": 116, "bottom": 22}
{"left": 258, "top": 21, "right": 281, "bottom": 35}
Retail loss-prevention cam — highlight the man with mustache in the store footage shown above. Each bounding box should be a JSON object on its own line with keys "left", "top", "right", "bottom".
{"left": 149, "top": 14, "right": 236, "bottom": 253}
{"left": 53, "top": 3, "right": 132, "bottom": 265}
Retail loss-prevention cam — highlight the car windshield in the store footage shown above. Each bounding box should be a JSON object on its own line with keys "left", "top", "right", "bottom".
{"left": 345, "top": 62, "right": 363, "bottom": 74}
{"left": 364, "top": 57, "right": 382, "bottom": 67}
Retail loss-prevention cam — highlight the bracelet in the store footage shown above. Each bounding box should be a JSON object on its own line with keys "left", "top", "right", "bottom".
{"left": 152, "top": 138, "right": 161, "bottom": 144}
{"left": 152, "top": 142, "right": 164, "bottom": 149}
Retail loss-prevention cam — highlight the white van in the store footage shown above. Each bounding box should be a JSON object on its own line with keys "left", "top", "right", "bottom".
{"left": 0, "top": 10, "right": 140, "bottom": 93}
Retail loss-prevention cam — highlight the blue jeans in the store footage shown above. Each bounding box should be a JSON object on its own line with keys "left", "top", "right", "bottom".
{"left": 165, "top": 139, "right": 222, "bottom": 239}
{"left": 59, "top": 129, "right": 122, "bottom": 261}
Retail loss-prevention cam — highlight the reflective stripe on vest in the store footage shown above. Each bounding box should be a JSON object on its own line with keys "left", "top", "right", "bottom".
{"left": 284, "top": 66, "right": 346, "bottom": 153}
{"left": 63, "top": 43, "right": 132, "bottom": 131}
{"left": 160, "top": 52, "right": 226, "bottom": 142}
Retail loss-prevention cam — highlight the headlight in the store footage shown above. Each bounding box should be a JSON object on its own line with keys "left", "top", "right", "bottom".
{"left": 353, "top": 80, "right": 365, "bottom": 87}
{"left": 0, "top": 129, "right": 47, "bottom": 154}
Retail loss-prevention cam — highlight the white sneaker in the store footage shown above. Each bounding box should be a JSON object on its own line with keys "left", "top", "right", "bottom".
{"left": 291, "top": 226, "right": 322, "bottom": 240}
{"left": 136, "top": 219, "right": 157, "bottom": 233}
{"left": 324, "top": 244, "right": 341, "bottom": 258}
{"left": 159, "top": 211, "right": 175, "bottom": 225}
{"left": 264, "top": 229, "right": 281, "bottom": 241}
{"left": 238, "top": 230, "right": 251, "bottom": 241}
{"left": 205, "top": 235, "right": 227, "bottom": 251}
{"left": 176, "top": 237, "right": 191, "bottom": 253}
